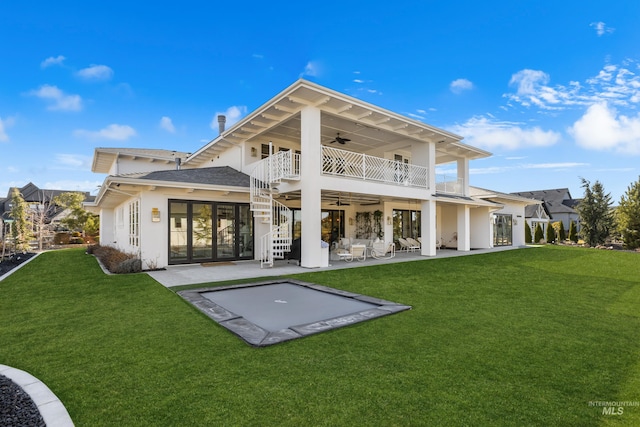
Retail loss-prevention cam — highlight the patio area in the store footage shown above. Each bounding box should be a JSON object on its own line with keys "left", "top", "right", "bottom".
{"left": 148, "top": 245, "right": 525, "bottom": 287}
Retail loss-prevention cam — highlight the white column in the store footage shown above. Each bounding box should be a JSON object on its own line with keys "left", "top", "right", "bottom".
{"left": 300, "top": 106, "right": 322, "bottom": 268}
{"left": 457, "top": 204, "right": 470, "bottom": 251}
{"left": 100, "top": 208, "right": 115, "bottom": 246}
{"left": 457, "top": 158, "right": 469, "bottom": 196}
{"left": 421, "top": 199, "right": 436, "bottom": 256}
{"left": 427, "top": 141, "right": 436, "bottom": 195}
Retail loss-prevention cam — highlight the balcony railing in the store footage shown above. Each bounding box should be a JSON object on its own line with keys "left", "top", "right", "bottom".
{"left": 435, "top": 175, "right": 464, "bottom": 195}
{"left": 321, "top": 146, "right": 428, "bottom": 188}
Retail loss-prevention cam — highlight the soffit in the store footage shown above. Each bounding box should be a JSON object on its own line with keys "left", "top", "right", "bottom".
{"left": 186, "top": 80, "right": 490, "bottom": 166}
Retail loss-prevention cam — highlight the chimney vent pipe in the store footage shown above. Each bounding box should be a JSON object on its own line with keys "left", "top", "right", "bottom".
{"left": 217, "top": 115, "right": 226, "bottom": 134}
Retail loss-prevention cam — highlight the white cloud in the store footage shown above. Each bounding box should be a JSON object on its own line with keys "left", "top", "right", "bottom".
{"left": 0, "top": 116, "right": 16, "bottom": 142}
{"left": 450, "top": 78, "right": 473, "bottom": 94}
{"left": 43, "top": 179, "right": 103, "bottom": 194}
{"left": 590, "top": 21, "right": 615, "bottom": 36}
{"left": 41, "top": 55, "right": 66, "bottom": 68}
{"left": 451, "top": 116, "right": 561, "bottom": 150}
{"left": 73, "top": 124, "right": 137, "bottom": 141}
{"left": 210, "top": 106, "right": 247, "bottom": 131}
{"left": 160, "top": 116, "right": 176, "bottom": 133}
{"left": 505, "top": 61, "right": 640, "bottom": 110}
{"left": 76, "top": 64, "right": 114, "bottom": 81}
{"left": 470, "top": 162, "right": 589, "bottom": 175}
{"left": 55, "top": 154, "right": 92, "bottom": 169}
{"left": 301, "top": 61, "right": 321, "bottom": 78}
{"left": 29, "top": 85, "right": 82, "bottom": 111}
{"left": 569, "top": 102, "right": 640, "bottom": 155}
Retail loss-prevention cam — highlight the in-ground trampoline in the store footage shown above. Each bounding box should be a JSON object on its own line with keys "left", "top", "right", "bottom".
{"left": 178, "top": 279, "right": 411, "bottom": 347}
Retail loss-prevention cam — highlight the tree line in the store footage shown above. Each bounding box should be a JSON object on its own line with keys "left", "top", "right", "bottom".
{"left": 2, "top": 189, "right": 98, "bottom": 254}
{"left": 525, "top": 176, "right": 640, "bottom": 250}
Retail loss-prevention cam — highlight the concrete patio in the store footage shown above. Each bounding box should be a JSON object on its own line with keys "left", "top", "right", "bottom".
{"left": 148, "top": 246, "right": 527, "bottom": 287}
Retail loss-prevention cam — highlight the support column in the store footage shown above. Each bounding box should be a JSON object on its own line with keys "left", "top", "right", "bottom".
{"left": 300, "top": 106, "right": 322, "bottom": 268}
{"left": 457, "top": 204, "right": 470, "bottom": 251}
{"left": 421, "top": 199, "right": 436, "bottom": 256}
{"left": 457, "top": 158, "right": 469, "bottom": 196}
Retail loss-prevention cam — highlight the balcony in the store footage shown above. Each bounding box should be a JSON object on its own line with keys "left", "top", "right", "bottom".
{"left": 435, "top": 175, "right": 464, "bottom": 195}
{"left": 321, "top": 146, "right": 428, "bottom": 189}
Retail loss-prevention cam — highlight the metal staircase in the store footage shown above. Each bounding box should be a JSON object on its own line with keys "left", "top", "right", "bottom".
{"left": 250, "top": 149, "right": 300, "bottom": 268}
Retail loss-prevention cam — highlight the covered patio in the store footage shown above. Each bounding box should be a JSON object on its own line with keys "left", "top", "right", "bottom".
{"left": 148, "top": 245, "right": 525, "bottom": 287}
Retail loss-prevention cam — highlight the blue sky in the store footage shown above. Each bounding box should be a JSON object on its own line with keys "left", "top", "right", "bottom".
{"left": 2, "top": 1, "right": 640, "bottom": 202}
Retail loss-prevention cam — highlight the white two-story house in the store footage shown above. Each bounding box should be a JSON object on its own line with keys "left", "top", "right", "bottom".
{"left": 86, "top": 79, "right": 535, "bottom": 269}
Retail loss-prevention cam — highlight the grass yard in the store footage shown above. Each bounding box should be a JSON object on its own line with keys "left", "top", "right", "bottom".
{"left": 1, "top": 246, "right": 639, "bottom": 426}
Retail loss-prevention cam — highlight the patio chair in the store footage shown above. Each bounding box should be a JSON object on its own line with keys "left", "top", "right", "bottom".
{"left": 407, "top": 237, "right": 421, "bottom": 249}
{"left": 370, "top": 241, "right": 395, "bottom": 259}
{"left": 398, "top": 237, "right": 420, "bottom": 252}
{"left": 337, "top": 244, "right": 367, "bottom": 262}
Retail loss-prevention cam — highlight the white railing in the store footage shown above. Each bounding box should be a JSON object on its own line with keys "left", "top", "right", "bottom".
{"left": 250, "top": 152, "right": 297, "bottom": 268}
{"left": 435, "top": 175, "right": 464, "bottom": 195}
{"left": 322, "top": 146, "right": 428, "bottom": 188}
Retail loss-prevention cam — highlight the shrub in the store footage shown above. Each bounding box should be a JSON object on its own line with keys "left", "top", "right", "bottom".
{"left": 569, "top": 221, "right": 578, "bottom": 243}
{"left": 90, "top": 244, "right": 141, "bottom": 274}
{"left": 546, "top": 222, "right": 556, "bottom": 244}
{"left": 534, "top": 223, "right": 544, "bottom": 243}
{"left": 53, "top": 232, "right": 71, "bottom": 245}
{"left": 524, "top": 221, "right": 532, "bottom": 244}
{"left": 558, "top": 221, "right": 567, "bottom": 241}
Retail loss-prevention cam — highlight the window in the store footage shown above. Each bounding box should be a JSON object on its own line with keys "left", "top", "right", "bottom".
{"left": 392, "top": 209, "right": 421, "bottom": 242}
{"left": 261, "top": 143, "right": 271, "bottom": 159}
{"left": 128, "top": 200, "right": 140, "bottom": 247}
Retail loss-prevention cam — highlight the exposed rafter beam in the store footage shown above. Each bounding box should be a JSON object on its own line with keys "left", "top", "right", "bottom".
{"left": 274, "top": 103, "right": 297, "bottom": 113}
{"left": 336, "top": 104, "right": 353, "bottom": 113}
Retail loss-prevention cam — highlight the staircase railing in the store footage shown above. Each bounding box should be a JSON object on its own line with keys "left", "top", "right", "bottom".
{"left": 249, "top": 149, "right": 299, "bottom": 268}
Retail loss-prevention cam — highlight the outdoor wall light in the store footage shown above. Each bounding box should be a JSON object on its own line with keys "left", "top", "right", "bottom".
{"left": 387, "top": 216, "right": 391, "bottom": 225}
{"left": 250, "top": 147, "right": 257, "bottom": 157}
{"left": 349, "top": 217, "right": 354, "bottom": 225}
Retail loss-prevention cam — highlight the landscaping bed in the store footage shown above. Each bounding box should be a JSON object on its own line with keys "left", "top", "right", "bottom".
{"left": 0, "top": 253, "right": 36, "bottom": 277}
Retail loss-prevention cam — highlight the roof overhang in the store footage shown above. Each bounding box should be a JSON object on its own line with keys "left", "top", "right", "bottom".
{"left": 91, "top": 148, "right": 191, "bottom": 173}
{"left": 85, "top": 175, "right": 250, "bottom": 210}
{"left": 185, "top": 79, "right": 491, "bottom": 167}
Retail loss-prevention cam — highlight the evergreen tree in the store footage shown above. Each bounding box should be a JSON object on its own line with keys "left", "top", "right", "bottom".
{"left": 569, "top": 220, "right": 578, "bottom": 243}
{"left": 577, "top": 178, "right": 614, "bottom": 247}
{"left": 558, "top": 221, "right": 566, "bottom": 241}
{"left": 534, "top": 223, "right": 544, "bottom": 243}
{"left": 9, "top": 188, "right": 34, "bottom": 252}
{"left": 546, "top": 222, "right": 556, "bottom": 243}
{"left": 617, "top": 176, "right": 640, "bottom": 249}
{"left": 524, "top": 221, "right": 532, "bottom": 244}
{"left": 53, "top": 192, "right": 99, "bottom": 235}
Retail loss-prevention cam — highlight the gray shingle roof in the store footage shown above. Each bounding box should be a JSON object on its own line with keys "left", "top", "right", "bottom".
{"left": 134, "top": 166, "right": 250, "bottom": 188}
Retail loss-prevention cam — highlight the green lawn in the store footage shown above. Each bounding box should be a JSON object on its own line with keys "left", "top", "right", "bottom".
{"left": 1, "top": 246, "right": 639, "bottom": 426}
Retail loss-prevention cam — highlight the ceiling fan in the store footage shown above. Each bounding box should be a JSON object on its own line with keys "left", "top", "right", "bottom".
{"left": 329, "top": 133, "right": 351, "bottom": 145}
{"left": 330, "top": 193, "right": 351, "bottom": 206}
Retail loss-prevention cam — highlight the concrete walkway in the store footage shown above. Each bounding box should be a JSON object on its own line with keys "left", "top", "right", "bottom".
{"left": 149, "top": 246, "right": 526, "bottom": 288}
{"left": 0, "top": 364, "right": 74, "bottom": 427}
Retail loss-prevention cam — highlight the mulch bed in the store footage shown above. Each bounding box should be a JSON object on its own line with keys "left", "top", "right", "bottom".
{"left": 0, "top": 253, "right": 37, "bottom": 277}
{"left": 0, "top": 375, "right": 45, "bottom": 427}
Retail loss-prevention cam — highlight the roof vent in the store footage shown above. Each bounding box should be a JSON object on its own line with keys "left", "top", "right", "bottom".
{"left": 217, "top": 115, "right": 226, "bottom": 134}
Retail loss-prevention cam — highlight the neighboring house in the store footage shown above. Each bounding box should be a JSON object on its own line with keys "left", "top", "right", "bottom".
{"left": 511, "top": 188, "right": 580, "bottom": 233}
{"left": 86, "top": 79, "right": 538, "bottom": 270}
{"left": 0, "top": 182, "right": 95, "bottom": 243}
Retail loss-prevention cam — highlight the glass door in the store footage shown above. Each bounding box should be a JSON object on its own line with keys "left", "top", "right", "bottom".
{"left": 192, "top": 203, "right": 213, "bottom": 261}
{"left": 216, "top": 204, "right": 236, "bottom": 259}
{"left": 169, "top": 202, "right": 188, "bottom": 263}
{"left": 494, "top": 214, "right": 513, "bottom": 246}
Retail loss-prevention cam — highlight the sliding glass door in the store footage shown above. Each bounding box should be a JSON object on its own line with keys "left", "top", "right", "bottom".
{"left": 169, "top": 201, "right": 253, "bottom": 264}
